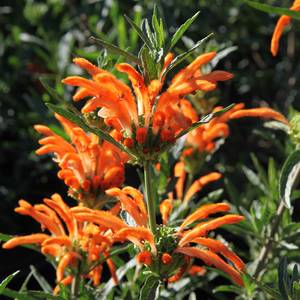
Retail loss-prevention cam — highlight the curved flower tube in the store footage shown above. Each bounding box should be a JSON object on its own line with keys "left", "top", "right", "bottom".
{"left": 185, "top": 103, "right": 289, "bottom": 156}
{"left": 271, "top": 0, "right": 300, "bottom": 56}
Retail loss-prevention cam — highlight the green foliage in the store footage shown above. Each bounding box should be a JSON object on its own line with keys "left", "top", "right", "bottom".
{"left": 242, "top": 0, "right": 300, "bottom": 20}
{"left": 279, "top": 150, "right": 300, "bottom": 209}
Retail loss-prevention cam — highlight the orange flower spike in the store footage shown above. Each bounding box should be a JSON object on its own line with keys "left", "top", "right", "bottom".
{"left": 2, "top": 233, "right": 49, "bottom": 249}
{"left": 56, "top": 251, "right": 82, "bottom": 282}
{"left": 161, "top": 253, "right": 172, "bottom": 265}
{"left": 183, "top": 172, "right": 222, "bottom": 204}
{"left": 179, "top": 215, "right": 245, "bottom": 246}
{"left": 159, "top": 199, "right": 173, "bottom": 225}
{"left": 174, "top": 161, "right": 186, "bottom": 200}
{"left": 193, "top": 237, "right": 245, "bottom": 271}
{"left": 229, "top": 107, "right": 289, "bottom": 125}
{"left": 179, "top": 203, "right": 231, "bottom": 232}
{"left": 41, "top": 244, "right": 62, "bottom": 257}
{"left": 271, "top": 0, "right": 300, "bottom": 56}
{"left": 176, "top": 247, "right": 244, "bottom": 286}
{"left": 162, "top": 53, "right": 174, "bottom": 75}
{"left": 102, "top": 166, "right": 125, "bottom": 190}
{"left": 123, "top": 138, "right": 134, "bottom": 148}
{"left": 136, "top": 251, "right": 152, "bottom": 266}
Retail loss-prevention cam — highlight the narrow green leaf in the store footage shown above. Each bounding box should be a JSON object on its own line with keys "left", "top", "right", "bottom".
{"left": 30, "top": 266, "right": 52, "bottom": 293}
{"left": 1, "top": 288, "right": 36, "bottom": 300}
{"left": 39, "top": 76, "right": 65, "bottom": 104}
{"left": 242, "top": 0, "right": 300, "bottom": 20}
{"left": 0, "top": 271, "right": 20, "bottom": 295}
{"left": 175, "top": 103, "right": 234, "bottom": 139}
{"left": 279, "top": 150, "right": 300, "bottom": 209}
{"left": 139, "top": 275, "right": 160, "bottom": 300}
{"left": 46, "top": 103, "right": 136, "bottom": 160}
{"left": 90, "top": 36, "right": 141, "bottom": 65}
{"left": 124, "top": 15, "right": 154, "bottom": 50}
{"left": 213, "top": 285, "right": 241, "bottom": 294}
{"left": 169, "top": 11, "right": 200, "bottom": 51}
{"left": 152, "top": 7, "right": 164, "bottom": 48}
{"left": 246, "top": 274, "right": 281, "bottom": 299}
{"left": 278, "top": 257, "right": 289, "bottom": 300}
{"left": 27, "top": 291, "right": 64, "bottom": 300}
{"left": 162, "top": 33, "right": 213, "bottom": 77}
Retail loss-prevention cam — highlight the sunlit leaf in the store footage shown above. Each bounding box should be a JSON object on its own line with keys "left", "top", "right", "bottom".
{"left": 139, "top": 275, "right": 160, "bottom": 300}
{"left": 168, "top": 11, "right": 200, "bottom": 51}
{"left": 90, "top": 36, "right": 141, "bottom": 65}
{"left": 279, "top": 150, "right": 300, "bottom": 209}
{"left": 242, "top": 0, "right": 300, "bottom": 20}
{"left": 0, "top": 271, "right": 19, "bottom": 295}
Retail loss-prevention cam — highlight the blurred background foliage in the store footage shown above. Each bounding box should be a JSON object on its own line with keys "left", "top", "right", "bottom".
{"left": 0, "top": 0, "right": 299, "bottom": 298}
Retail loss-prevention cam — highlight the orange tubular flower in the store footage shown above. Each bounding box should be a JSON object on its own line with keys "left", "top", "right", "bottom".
{"left": 185, "top": 103, "right": 289, "bottom": 155}
{"left": 62, "top": 54, "right": 232, "bottom": 155}
{"left": 172, "top": 203, "right": 244, "bottom": 286}
{"left": 173, "top": 161, "right": 222, "bottom": 204}
{"left": 271, "top": 0, "right": 300, "bottom": 56}
{"left": 35, "top": 114, "right": 127, "bottom": 205}
{"left": 2, "top": 194, "right": 118, "bottom": 288}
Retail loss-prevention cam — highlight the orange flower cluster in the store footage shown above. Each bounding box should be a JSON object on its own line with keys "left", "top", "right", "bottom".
{"left": 271, "top": 0, "right": 300, "bottom": 56}
{"left": 62, "top": 53, "right": 232, "bottom": 154}
{"left": 160, "top": 201, "right": 245, "bottom": 285}
{"left": 2, "top": 194, "right": 118, "bottom": 290}
{"left": 35, "top": 114, "right": 127, "bottom": 205}
{"left": 184, "top": 103, "right": 289, "bottom": 156}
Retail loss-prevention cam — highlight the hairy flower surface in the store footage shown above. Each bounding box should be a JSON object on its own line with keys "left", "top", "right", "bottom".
{"left": 2, "top": 194, "right": 119, "bottom": 289}
{"left": 35, "top": 114, "right": 127, "bottom": 206}
{"left": 271, "top": 0, "right": 300, "bottom": 56}
{"left": 62, "top": 53, "right": 232, "bottom": 156}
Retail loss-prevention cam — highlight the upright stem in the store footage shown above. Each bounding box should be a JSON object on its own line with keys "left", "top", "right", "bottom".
{"left": 253, "top": 200, "right": 285, "bottom": 278}
{"left": 71, "top": 268, "right": 80, "bottom": 300}
{"left": 144, "top": 160, "right": 157, "bottom": 234}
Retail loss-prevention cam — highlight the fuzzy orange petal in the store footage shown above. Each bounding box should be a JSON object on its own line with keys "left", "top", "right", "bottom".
{"left": 176, "top": 247, "right": 243, "bottom": 286}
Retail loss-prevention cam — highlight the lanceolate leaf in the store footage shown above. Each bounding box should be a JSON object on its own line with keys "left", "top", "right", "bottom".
{"left": 279, "top": 150, "right": 300, "bottom": 209}
{"left": 46, "top": 103, "right": 137, "bottom": 160}
{"left": 168, "top": 11, "right": 200, "bottom": 52}
{"left": 162, "top": 33, "right": 213, "bottom": 77}
{"left": 124, "top": 15, "right": 154, "bottom": 51}
{"left": 175, "top": 103, "right": 235, "bottom": 139}
{"left": 139, "top": 275, "right": 160, "bottom": 300}
{"left": 0, "top": 271, "right": 20, "bottom": 295}
{"left": 242, "top": 0, "right": 300, "bottom": 20}
{"left": 90, "top": 36, "right": 141, "bottom": 65}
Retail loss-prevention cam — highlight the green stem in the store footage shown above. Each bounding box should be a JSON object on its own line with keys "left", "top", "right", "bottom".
{"left": 144, "top": 160, "right": 157, "bottom": 234}
{"left": 71, "top": 265, "right": 80, "bottom": 300}
{"left": 253, "top": 200, "right": 285, "bottom": 279}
